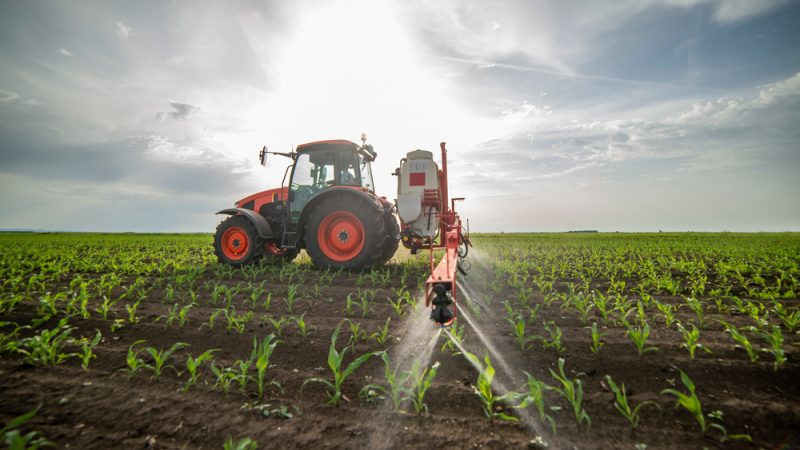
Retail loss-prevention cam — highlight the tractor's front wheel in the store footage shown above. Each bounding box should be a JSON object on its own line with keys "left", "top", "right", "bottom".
{"left": 305, "top": 196, "right": 384, "bottom": 269}
{"left": 214, "top": 215, "right": 264, "bottom": 266}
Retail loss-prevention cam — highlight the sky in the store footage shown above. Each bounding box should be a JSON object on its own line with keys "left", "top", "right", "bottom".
{"left": 0, "top": 0, "right": 798, "bottom": 232}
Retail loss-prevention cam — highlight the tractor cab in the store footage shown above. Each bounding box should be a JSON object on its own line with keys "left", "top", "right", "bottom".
{"left": 288, "top": 140, "right": 376, "bottom": 223}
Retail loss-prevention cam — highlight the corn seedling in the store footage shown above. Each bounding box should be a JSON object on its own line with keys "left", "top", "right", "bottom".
{"left": 441, "top": 323, "right": 465, "bottom": 355}
{"left": 535, "top": 321, "right": 566, "bottom": 353}
{"left": 17, "top": 317, "right": 77, "bottom": 367}
{"left": 720, "top": 321, "right": 758, "bottom": 362}
{"left": 301, "top": 326, "right": 381, "bottom": 406}
{"left": 78, "top": 329, "right": 102, "bottom": 370}
{"left": 403, "top": 359, "right": 440, "bottom": 416}
{"left": 462, "top": 351, "right": 519, "bottom": 422}
{"left": 508, "top": 316, "right": 535, "bottom": 351}
{"left": 0, "top": 407, "right": 54, "bottom": 449}
{"left": 252, "top": 334, "right": 281, "bottom": 399}
{"left": 605, "top": 375, "right": 659, "bottom": 429}
{"left": 143, "top": 342, "right": 189, "bottom": 378}
{"left": 345, "top": 319, "right": 366, "bottom": 351}
{"left": 626, "top": 322, "right": 658, "bottom": 356}
{"left": 387, "top": 296, "right": 407, "bottom": 317}
{"left": 655, "top": 301, "right": 677, "bottom": 329}
{"left": 211, "top": 363, "right": 237, "bottom": 395}
{"left": 518, "top": 371, "right": 556, "bottom": 432}
{"left": 749, "top": 324, "right": 786, "bottom": 370}
{"left": 376, "top": 352, "right": 410, "bottom": 411}
{"left": 662, "top": 368, "right": 721, "bottom": 435}
{"left": 369, "top": 317, "right": 392, "bottom": 345}
{"left": 676, "top": 323, "right": 710, "bottom": 359}
{"left": 291, "top": 313, "right": 315, "bottom": 338}
{"left": 285, "top": 284, "right": 299, "bottom": 312}
{"left": 120, "top": 339, "right": 148, "bottom": 376}
{"left": 223, "top": 436, "right": 258, "bottom": 450}
{"left": 125, "top": 299, "right": 141, "bottom": 323}
{"left": 590, "top": 322, "right": 606, "bottom": 354}
{"left": 182, "top": 349, "right": 217, "bottom": 392}
{"left": 549, "top": 358, "right": 590, "bottom": 428}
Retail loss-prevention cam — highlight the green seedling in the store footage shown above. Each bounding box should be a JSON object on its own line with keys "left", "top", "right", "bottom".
{"left": 549, "top": 358, "right": 590, "bottom": 428}
{"left": 143, "top": 342, "right": 189, "bottom": 378}
{"left": 285, "top": 284, "right": 299, "bottom": 312}
{"left": 462, "top": 351, "right": 519, "bottom": 422}
{"left": 676, "top": 323, "right": 710, "bottom": 359}
{"left": 211, "top": 363, "right": 237, "bottom": 395}
{"left": 590, "top": 322, "right": 606, "bottom": 354}
{"left": 264, "top": 316, "right": 288, "bottom": 337}
{"left": 508, "top": 316, "right": 535, "bottom": 351}
{"left": 223, "top": 436, "right": 258, "bottom": 450}
{"left": 662, "top": 368, "right": 723, "bottom": 435}
{"left": 17, "top": 317, "right": 77, "bottom": 367}
{"left": 301, "top": 326, "right": 381, "bottom": 406}
{"left": 626, "top": 322, "right": 658, "bottom": 356}
{"left": 369, "top": 317, "right": 392, "bottom": 345}
{"left": 720, "top": 321, "right": 758, "bottom": 362}
{"left": 750, "top": 324, "right": 786, "bottom": 370}
{"left": 605, "top": 375, "right": 659, "bottom": 429}
{"left": 125, "top": 299, "right": 141, "bottom": 323}
{"left": 78, "top": 329, "right": 102, "bottom": 370}
{"left": 535, "top": 321, "right": 566, "bottom": 353}
{"left": 0, "top": 407, "right": 55, "bottom": 449}
{"left": 182, "top": 349, "right": 217, "bottom": 392}
{"left": 252, "top": 334, "right": 281, "bottom": 399}
{"left": 291, "top": 313, "right": 315, "bottom": 338}
{"left": 121, "top": 339, "right": 148, "bottom": 376}
{"left": 403, "top": 359, "right": 440, "bottom": 416}
{"left": 518, "top": 372, "right": 556, "bottom": 432}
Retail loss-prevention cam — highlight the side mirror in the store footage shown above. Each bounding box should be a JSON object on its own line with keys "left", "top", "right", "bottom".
{"left": 258, "top": 146, "right": 268, "bottom": 166}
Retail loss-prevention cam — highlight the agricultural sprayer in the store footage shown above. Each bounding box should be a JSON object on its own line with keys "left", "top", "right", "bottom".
{"left": 213, "top": 135, "right": 471, "bottom": 325}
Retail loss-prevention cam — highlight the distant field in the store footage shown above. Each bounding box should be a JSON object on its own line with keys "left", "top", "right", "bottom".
{"left": 1, "top": 232, "right": 798, "bottom": 449}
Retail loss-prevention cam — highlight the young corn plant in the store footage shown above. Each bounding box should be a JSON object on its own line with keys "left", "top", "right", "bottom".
{"left": 369, "top": 317, "right": 392, "bottom": 345}
{"left": 518, "top": 372, "right": 556, "bottom": 432}
{"left": 120, "top": 339, "right": 148, "bottom": 376}
{"left": 264, "top": 316, "right": 288, "bottom": 337}
{"left": 387, "top": 296, "right": 407, "bottom": 318}
{"left": 301, "top": 326, "right": 381, "bottom": 406}
{"left": 626, "top": 322, "right": 658, "bottom": 356}
{"left": 750, "top": 324, "right": 786, "bottom": 370}
{"left": 549, "top": 358, "right": 591, "bottom": 428}
{"left": 376, "top": 351, "right": 410, "bottom": 412}
{"left": 589, "top": 322, "right": 606, "bottom": 354}
{"left": 508, "top": 316, "right": 535, "bottom": 351}
{"left": 662, "top": 368, "right": 722, "bottom": 435}
{"left": 143, "top": 342, "right": 189, "bottom": 379}
{"left": 535, "top": 321, "right": 566, "bottom": 354}
{"left": 78, "top": 330, "right": 103, "bottom": 370}
{"left": 285, "top": 284, "right": 299, "bottom": 313}
{"left": 605, "top": 375, "right": 659, "bottom": 429}
{"left": 655, "top": 301, "right": 678, "bottom": 329}
{"left": 17, "top": 317, "right": 77, "bottom": 367}
{"left": 720, "top": 322, "right": 758, "bottom": 362}
{"left": 403, "top": 359, "right": 440, "bottom": 416}
{"left": 345, "top": 319, "right": 366, "bottom": 351}
{"left": 223, "top": 436, "right": 258, "bottom": 450}
{"left": 125, "top": 299, "right": 141, "bottom": 324}
{"left": 211, "top": 363, "right": 237, "bottom": 395}
{"left": 291, "top": 313, "right": 315, "bottom": 338}
{"left": 676, "top": 323, "right": 710, "bottom": 359}
{"left": 0, "top": 407, "right": 55, "bottom": 450}
{"left": 252, "top": 334, "right": 281, "bottom": 399}
{"left": 462, "top": 351, "right": 519, "bottom": 422}
{"left": 182, "top": 349, "right": 217, "bottom": 392}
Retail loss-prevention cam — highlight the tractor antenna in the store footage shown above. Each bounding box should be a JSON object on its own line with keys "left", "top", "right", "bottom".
{"left": 361, "top": 132, "right": 367, "bottom": 146}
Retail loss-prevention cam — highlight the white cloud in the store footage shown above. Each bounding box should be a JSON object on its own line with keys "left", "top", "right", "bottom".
{"left": 116, "top": 21, "right": 135, "bottom": 39}
{"left": 59, "top": 48, "right": 74, "bottom": 57}
{"left": 0, "top": 89, "right": 20, "bottom": 103}
{"left": 709, "top": 0, "right": 792, "bottom": 23}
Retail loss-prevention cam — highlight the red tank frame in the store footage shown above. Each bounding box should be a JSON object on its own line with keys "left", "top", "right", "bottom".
{"left": 417, "top": 142, "right": 468, "bottom": 326}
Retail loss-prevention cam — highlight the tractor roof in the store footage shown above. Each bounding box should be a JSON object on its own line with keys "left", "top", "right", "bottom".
{"left": 296, "top": 140, "right": 358, "bottom": 152}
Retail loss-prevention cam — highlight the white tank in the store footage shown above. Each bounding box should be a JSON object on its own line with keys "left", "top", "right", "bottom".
{"left": 396, "top": 150, "right": 440, "bottom": 238}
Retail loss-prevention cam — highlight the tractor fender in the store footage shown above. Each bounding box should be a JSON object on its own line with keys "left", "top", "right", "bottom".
{"left": 297, "top": 187, "right": 383, "bottom": 243}
{"left": 216, "top": 208, "right": 273, "bottom": 239}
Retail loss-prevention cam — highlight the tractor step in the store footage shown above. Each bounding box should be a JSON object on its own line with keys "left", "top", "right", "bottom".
{"left": 281, "top": 231, "right": 297, "bottom": 249}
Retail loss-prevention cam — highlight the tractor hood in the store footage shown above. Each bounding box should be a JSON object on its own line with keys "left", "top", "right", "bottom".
{"left": 235, "top": 187, "right": 288, "bottom": 209}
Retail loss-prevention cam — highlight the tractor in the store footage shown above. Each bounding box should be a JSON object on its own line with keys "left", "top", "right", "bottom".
{"left": 213, "top": 135, "right": 470, "bottom": 325}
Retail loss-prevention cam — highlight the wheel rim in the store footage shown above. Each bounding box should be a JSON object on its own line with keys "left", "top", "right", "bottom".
{"left": 317, "top": 211, "right": 365, "bottom": 262}
{"left": 221, "top": 226, "right": 249, "bottom": 260}
{"left": 265, "top": 240, "right": 288, "bottom": 256}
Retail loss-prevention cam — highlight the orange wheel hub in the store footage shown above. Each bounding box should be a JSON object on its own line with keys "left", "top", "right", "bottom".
{"left": 221, "top": 226, "right": 249, "bottom": 260}
{"left": 265, "top": 241, "right": 288, "bottom": 256}
{"left": 317, "top": 211, "right": 365, "bottom": 262}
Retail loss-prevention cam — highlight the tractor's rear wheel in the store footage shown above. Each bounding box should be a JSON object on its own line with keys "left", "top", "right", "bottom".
{"left": 214, "top": 215, "right": 264, "bottom": 266}
{"left": 305, "top": 196, "right": 384, "bottom": 269}
{"left": 263, "top": 240, "right": 299, "bottom": 264}
{"left": 375, "top": 210, "right": 400, "bottom": 265}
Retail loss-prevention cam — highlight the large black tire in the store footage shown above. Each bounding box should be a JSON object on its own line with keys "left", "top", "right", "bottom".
{"left": 304, "top": 194, "right": 385, "bottom": 270}
{"left": 262, "top": 240, "right": 300, "bottom": 265}
{"left": 374, "top": 210, "right": 400, "bottom": 265}
{"left": 214, "top": 215, "right": 265, "bottom": 266}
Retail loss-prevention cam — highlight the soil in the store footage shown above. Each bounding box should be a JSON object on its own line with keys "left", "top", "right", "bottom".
{"left": 2, "top": 250, "right": 799, "bottom": 449}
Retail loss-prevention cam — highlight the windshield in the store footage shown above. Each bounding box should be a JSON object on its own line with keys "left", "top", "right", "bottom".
{"left": 359, "top": 154, "right": 374, "bottom": 192}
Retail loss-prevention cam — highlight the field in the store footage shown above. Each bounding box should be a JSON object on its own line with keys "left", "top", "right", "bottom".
{"left": 1, "top": 232, "right": 799, "bottom": 449}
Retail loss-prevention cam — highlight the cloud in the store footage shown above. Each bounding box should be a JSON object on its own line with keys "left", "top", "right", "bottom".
{"left": 708, "top": 0, "right": 792, "bottom": 23}
{"left": 59, "top": 48, "right": 74, "bottom": 57}
{"left": 0, "top": 89, "right": 20, "bottom": 103}
{"left": 157, "top": 101, "right": 201, "bottom": 121}
{"left": 116, "top": 21, "right": 135, "bottom": 39}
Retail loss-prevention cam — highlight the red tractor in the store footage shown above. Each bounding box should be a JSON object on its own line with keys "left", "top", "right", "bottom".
{"left": 213, "top": 137, "right": 398, "bottom": 269}
{"left": 214, "top": 136, "right": 470, "bottom": 325}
